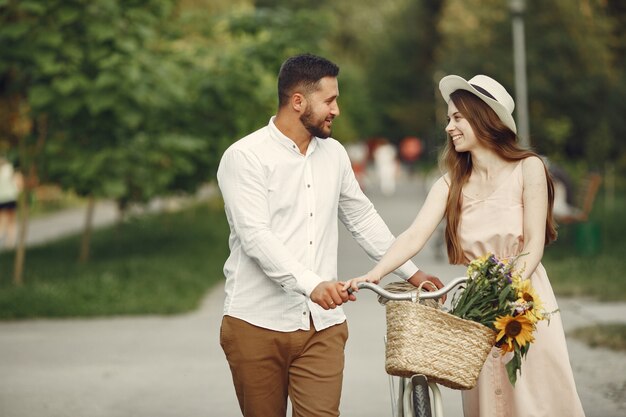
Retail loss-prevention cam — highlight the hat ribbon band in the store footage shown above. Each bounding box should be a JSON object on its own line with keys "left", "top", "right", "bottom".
{"left": 470, "top": 84, "right": 497, "bottom": 102}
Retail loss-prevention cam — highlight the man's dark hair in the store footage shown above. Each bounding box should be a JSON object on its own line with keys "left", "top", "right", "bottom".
{"left": 277, "top": 53, "right": 339, "bottom": 107}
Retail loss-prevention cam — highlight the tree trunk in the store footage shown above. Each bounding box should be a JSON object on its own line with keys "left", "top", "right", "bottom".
{"left": 79, "top": 195, "right": 96, "bottom": 263}
{"left": 12, "top": 191, "right": 29, "bottom": 286}
{"left": 12, "top": 112, "right": 46, "bottom": 285}
{"left": 13, "top": 138, "right": 30, "bottom": 286}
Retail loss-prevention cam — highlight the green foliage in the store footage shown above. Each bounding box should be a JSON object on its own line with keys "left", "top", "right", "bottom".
{"left": 436, "top": 0, "right": 622, "bottom": 166}
{"left": 173, "top": 5, "right": 331, "bottom": 175}
{"left": 3, "top": 0, "right": 625, "bottom": 208}
{"left": 1, "top": 0, "right": 211, "bottom": 207}
{"left": 336, "top": 0, "right": 444, "bottom": 143}
{"left": 571, "top": 324, "right": 626, "bottom": 351}
{"left": 543, "top": 190, "right": 626, "bottom": 301}
{"left": 46, "top": 133, "right": 208, "bottom": 205}
{"left": 0, "top": 203, "right": 230, "bottom": 318}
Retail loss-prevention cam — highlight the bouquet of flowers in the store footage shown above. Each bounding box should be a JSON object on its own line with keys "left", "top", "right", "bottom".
{"left": 449, "top": 253, "right": 552, "bottom": 385}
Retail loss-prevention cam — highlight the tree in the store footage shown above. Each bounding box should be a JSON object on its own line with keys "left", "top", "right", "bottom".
{"left": 174, "top": 4, "right": 332, "bottom": 176}
{"left": 435, "top": 0, "right": 621, "bottom": 167}
{"left": 360, "top": 0, "right": 445, "bottom": 144}
{"left": 0, "top": 0, "right": 209, "bottom": 271}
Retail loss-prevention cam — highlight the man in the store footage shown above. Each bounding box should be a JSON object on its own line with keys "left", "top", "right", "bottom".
{"left": 217, "top": 53, "right": 441, "bottom": 417}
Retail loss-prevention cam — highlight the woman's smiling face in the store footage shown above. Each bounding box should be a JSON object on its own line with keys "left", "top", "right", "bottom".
{"left": 445, "top": 100, "right": 478, "bottom": 153}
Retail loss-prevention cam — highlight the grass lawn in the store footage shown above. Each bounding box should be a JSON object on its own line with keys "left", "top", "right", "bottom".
{"left": 570, "top": 324, "right": 626, "bottom": 351}
{"left": 0, "top": 202, "right": 230, "bottom": 319}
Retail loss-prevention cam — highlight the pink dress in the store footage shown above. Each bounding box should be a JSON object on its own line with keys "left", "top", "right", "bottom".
{"left": 458, "top": 162, "right": 586, "bottom": 417}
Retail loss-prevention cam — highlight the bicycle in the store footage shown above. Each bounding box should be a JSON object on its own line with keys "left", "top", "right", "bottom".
{"left": 350, "top": 277, "right": 468, "bottom": 417}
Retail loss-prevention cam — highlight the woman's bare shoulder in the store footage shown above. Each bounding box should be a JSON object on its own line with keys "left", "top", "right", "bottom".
{"left": 521, "top": 155, "right": 547, "bottom": 182}
{"left": 521, "top": 155, "right": 545, "bottom": 170}
{"left": 429, "top": 174, "right": 452, "bottom": 196}
{"left": 433, "top": 173, "right": 451, "bottom": 187}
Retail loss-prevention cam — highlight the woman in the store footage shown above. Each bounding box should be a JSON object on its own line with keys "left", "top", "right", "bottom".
{"left": 344, "top": 75, "right": 585, "bottom": 416}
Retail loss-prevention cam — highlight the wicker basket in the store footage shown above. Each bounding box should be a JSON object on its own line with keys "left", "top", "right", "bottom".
{"left": 384, "top": 282, "right": 496, "bottom": 390}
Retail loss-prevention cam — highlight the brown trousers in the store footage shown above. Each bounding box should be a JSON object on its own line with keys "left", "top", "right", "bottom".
{"left": 220, "top": 315, "right": 349, "bottom": 417}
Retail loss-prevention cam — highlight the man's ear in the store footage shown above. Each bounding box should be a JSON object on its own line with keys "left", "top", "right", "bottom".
{"left": 292, "top": 93, "right": 306, "bottom": 112}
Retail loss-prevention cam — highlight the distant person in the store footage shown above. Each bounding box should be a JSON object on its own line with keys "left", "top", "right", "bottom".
{"left": 373, "top": 140, "right": 398, "bottom": 196}
{"left": 216, "top": 53, "right": 442, "bottom": 417}
{"left": 345, "top": 74, "right": 585, "bottom": 417}
{"left": 543, "top": 157, "right": 583, "bottom": 220}
{"left": 345, "top": 140, "right": 368, "bottom": 189}
{"left": 399, "top": 135, "right": 423, "bottom": 176}
{"left": 0, "top": 157, "right": 21, "bottom": 249}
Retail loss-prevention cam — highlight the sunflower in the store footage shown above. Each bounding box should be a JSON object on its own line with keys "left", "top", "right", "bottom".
{"left": 494, "top": 314, "right": 535, "bottom": 352}
{"left": 514, "top": 279, "right": 544, "bottom": 322}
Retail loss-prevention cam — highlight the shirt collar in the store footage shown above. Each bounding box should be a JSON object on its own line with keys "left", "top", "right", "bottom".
{"left": 268, "top": 116, "right": 318, "bottom": 156}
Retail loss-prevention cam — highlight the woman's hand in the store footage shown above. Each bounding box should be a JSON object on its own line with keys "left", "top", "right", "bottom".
{"left": 408, "top": 270, "right": 446, "bottom": 302}
{"left": 342, "top": 272, "right": 381, "bottom": 293}
{"left": 407, "top": 270, "right": 443, "bottom": 290}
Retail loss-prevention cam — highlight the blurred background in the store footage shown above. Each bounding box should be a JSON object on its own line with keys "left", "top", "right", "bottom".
{"left": 1, "top": 1, "right": 625, "bottom": 416}
{"left": 0, "top": 0, "right": 624, "bottom": 342}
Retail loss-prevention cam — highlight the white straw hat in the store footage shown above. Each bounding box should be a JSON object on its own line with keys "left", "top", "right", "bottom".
{"left": 438, "top": 74, "right": 517, "bottom": 134}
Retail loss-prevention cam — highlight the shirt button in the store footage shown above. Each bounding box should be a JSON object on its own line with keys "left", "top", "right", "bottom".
{"left": 310, "top": 212, "right": 313, "bottom": 217}
{"left": 309, "top": 241, "right": 313, "bottom": 245}
{"left": 492, "top": 351, "right": 499, "bottom": 358}
{"left": 307, "top": 184, "right": 311, "bottom": 188}
{"left": 495, "top": 388, "right": 502, "bottom": 395}
{"left": 302, "top": 312, "right": 307, "bottom": 316}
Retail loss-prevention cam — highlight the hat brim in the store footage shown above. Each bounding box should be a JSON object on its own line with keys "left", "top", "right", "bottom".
{"left": 438, "top": 75, "right": 517, "bottom": 134}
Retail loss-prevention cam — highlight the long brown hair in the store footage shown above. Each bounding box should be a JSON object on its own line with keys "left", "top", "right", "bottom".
{"left": 440, "top": 90, "right": 558, "bottom": 264}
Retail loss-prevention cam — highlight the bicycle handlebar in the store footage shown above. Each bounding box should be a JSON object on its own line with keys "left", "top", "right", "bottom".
{"left": 351, "top": 276, "right": 468, "bottom": 302}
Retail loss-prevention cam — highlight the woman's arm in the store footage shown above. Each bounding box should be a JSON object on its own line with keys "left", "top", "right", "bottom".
{"left": 520, "top": 156, "right": 549, "bottom": 280}
{"left": 344, "top": 175, "right": 449, "bottom": 291}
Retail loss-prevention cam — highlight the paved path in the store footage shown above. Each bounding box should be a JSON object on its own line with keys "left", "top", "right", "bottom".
{"left": 1, "top": 176, "right": 625, "bottom": 416}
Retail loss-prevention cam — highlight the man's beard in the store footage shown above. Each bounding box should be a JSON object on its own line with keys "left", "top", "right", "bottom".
{"left": 300, "top": 108, "right": 331, "bottom": 139}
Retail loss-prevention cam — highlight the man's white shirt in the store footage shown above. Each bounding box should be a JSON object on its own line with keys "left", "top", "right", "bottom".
{"left": 217, "top": 117, "right": 418, "bottom": 332}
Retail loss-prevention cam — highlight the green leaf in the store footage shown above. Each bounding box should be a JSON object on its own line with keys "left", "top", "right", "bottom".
{"left": 85, "top": 92, "right": 116, "bottom": 115}
{"left": 52, "top": 77, "right": 79, "bottom": 95}
{"left": 34, "top": 52, "right": 64, "bottom": 75}
{"left": 505, "top": 353, "right": 522, "bottom": 386}
{"left": 499, "top": 285, "right": 513, "bottom": 305}
{"left": 88, "top": 22, "right": 116, "bottom": 42}
{"left": 0, "top": 22, "right": 30, "bottom": 40}
{"left": 94, "top": 72, "right": 119, "bottom": 89}
{"left": 57, "top": 7, "right": 81, "bottom": 25}
{"left": 119, "top": 109, "right": 143, "bottom": 130}
{"left": 17, "top": 1, "right": 47, "bottom": 15}
{"left": 28, "top": 84, "right": 54, "bottom": 108}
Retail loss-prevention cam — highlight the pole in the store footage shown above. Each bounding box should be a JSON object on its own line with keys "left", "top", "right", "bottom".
{"left": 510, "top": 0, "right": 530, "bottom": 148}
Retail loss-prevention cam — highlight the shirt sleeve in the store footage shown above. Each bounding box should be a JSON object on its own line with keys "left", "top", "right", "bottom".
{"left": 217, "top": 148, "right": 323, "bottom": 296}
{"left": 336, "top": 146, "right": 419, "bottom": 280}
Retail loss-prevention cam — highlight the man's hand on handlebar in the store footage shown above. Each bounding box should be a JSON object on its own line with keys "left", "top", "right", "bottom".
{"left": 311, "top": 281, "right": 357, "bottom": 310}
